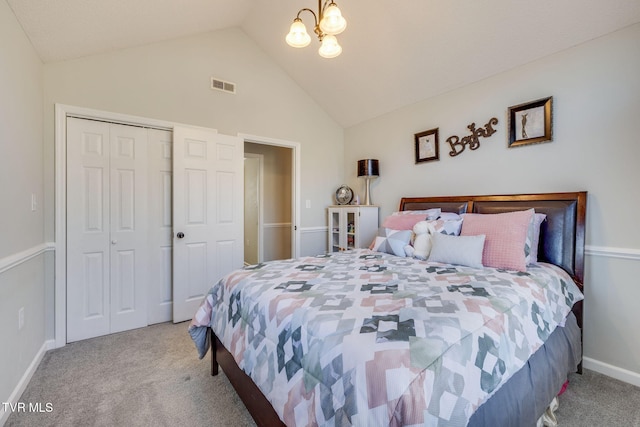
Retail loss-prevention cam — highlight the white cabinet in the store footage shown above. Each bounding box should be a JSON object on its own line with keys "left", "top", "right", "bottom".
{"left": 328, "top": 206, "right": 379, "bottom": 252}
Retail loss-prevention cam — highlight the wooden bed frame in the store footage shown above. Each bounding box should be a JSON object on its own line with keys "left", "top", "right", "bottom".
{"left": 209, "top": 191, "right": 587, "bottom": 427}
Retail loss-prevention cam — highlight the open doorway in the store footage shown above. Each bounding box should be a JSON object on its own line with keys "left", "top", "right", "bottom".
{"left": 244, "top": 141, "right": 293, "bottom": 262}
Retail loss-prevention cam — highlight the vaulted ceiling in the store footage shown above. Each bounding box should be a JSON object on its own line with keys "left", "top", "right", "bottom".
{"left": 7, "top": 0, "right": 640, "bottom": 127}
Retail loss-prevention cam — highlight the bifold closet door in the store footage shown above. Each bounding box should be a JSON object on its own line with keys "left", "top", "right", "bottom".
{"left": 66, "top": 118, "right": 149, "bottom": 342}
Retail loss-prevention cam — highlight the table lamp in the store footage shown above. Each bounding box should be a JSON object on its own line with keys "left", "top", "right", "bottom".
{"left": 357, "top": 159, "right": 379, "bottom": 206}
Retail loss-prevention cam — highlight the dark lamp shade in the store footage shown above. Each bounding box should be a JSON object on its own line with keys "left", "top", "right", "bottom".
{"left": 357, "top": 159, "right": 379, "bottom": 177}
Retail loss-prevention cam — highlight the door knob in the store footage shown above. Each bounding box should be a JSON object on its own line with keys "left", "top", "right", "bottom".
{"left": 176, "top": 232, "right": 185, "bottom": 239}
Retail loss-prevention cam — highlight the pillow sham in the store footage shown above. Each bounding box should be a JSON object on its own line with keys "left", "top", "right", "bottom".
{"left": 381, "top": 213, "right": 428, "bottom": 231}
{"left": 461, "top": 209, "right": 534, "bottom": 272}
{"left": 527, "top": 213, "right": 547, "bottom": 264}
{"left": 371, "top": 228, "right": 413, "bottom": 257}
{"left": 427, "top": 233, "right": 485, "bottom": 268}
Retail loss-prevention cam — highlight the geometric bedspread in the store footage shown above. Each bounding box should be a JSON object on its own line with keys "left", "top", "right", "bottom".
{"left": 189, "top": 249, "right": 583, "bottom": 426}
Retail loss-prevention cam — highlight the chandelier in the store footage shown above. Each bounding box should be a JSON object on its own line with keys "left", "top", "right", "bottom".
{"left": 285, "top": 1, "right": 347, "bottom": 58}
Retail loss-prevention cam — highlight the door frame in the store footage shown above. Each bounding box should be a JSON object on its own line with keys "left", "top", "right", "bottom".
{"left": 239, "top": 133, "right": 301, "bottom": 260}
{"left": 244, "top": 152, "right": 264, "bottom": 264}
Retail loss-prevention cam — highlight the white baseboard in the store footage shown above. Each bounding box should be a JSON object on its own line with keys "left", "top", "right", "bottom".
{"left": 0, "top": 339, "right": 55, "bottom": 426}
{"left": 583, "top": 356, "right": 640, "bottom": 387}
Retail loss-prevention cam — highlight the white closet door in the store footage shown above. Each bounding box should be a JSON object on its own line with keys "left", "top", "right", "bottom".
{"left": 67, "top": 118, "right": 149, "bottom": 341}
{"left": 108, "top": 124, "right": 148, "bottom": 333}
{"left": 147, "top": 128, "right": 174, "bottom": 324}
{"left": 172, "top": 126, "right": 244, "bottom": 322}
{"left": 66, "top": 118, "right": 111, "bottom": 342}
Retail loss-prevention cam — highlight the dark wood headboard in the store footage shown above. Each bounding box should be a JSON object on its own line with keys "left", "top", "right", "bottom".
{"left": 399, "top": 192, "right": 587, "bottom": 284}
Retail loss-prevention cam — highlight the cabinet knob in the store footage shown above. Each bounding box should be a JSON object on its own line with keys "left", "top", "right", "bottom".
{"left": 176, "top": 232, "right": 185, "bottom": 239}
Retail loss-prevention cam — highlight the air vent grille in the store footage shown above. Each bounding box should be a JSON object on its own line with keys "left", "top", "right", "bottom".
{"left": 211, "top": 77, "right": 236, "bottom": 94}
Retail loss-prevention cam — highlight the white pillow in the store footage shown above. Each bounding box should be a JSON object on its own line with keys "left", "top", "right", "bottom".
{"left": 427, "top": 233, "right": 485, "bottom": 268}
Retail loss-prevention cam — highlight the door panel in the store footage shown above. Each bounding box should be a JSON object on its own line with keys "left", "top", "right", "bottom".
{"left": 172, "top": 126, "right": 244, "bottom": 322}
{"left": 109, "top": 124, "right": 148, "bottom": 334}
{"left": 67, "top": 118, "right": 111, "bottom": 342}
{"left": 147, "top": 128, "right": 174, "bottom": 324}
{"left": 67, "top": 118, "right": 148, "bottom": 341}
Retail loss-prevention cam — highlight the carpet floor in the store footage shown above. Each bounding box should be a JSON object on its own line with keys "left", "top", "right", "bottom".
{"left": 5, "top": 321, "right": 640, "bottom": 426}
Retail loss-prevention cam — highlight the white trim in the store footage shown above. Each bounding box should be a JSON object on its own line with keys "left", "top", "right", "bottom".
{"left": 0, "top": 243, "right": 54, "bottom": 275}
{"left": 300, "top": 226, "right": 328, "bottom": 234}
{"left": 583, "top": 357, "right": 640, "bottom": 388}
{"left": 54, "top": 104, "right": 178, "bottom": 349}
{"left": 239, "top": 133, "right": 301, "bottom": 259}
{"left": 585, "top": 245, "right": 640, "bottom": 261}
{"left": 264, "top": 222, "right": 293, "bottom": 229}
{"left": 0, "top": 339, "right": 55, "bottom": 425}
{"left": 61, "top": 104, "right": 174, "bottom": 130}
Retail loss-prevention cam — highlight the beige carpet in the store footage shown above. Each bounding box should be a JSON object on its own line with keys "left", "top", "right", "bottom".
{"left": 6, "top": 321, "right": 640, "bottom": 426}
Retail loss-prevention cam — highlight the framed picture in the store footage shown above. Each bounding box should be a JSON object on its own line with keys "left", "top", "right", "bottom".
{"left": 508, "top": 96, "right": 553, "bottom": 147}
{"left": 414, "top": 128, "right": 439, "bottom": 163}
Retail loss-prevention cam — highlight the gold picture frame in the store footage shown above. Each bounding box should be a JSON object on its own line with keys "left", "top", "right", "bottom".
{"left": 508, "top": 96, "right": 553, "bottom": 148}
{"left": 414, "top": 128, "right": 439, "bottom": 163}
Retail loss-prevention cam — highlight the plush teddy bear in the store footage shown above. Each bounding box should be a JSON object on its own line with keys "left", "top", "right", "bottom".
{"left": 412, "top": 220, "right": 437, "bottom": 260}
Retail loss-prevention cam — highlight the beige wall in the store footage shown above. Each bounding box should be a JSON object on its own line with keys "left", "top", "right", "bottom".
{"left": 0, "top": 0, "right": 47, "bottom": 420}
{"left": 344, "top": 23, "right": 640, "bottom": 384}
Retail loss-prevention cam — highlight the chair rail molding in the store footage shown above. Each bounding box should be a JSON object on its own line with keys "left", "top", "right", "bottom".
{"left": 585, "top": 245, "right": 640, "bottom": 261}
{"left": 0, "top": 242, "right": 55, "bottom": 275}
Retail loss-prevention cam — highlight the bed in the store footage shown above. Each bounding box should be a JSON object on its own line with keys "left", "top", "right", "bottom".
{"left": 189, "top": 192, "right": 586, "bottom": 426}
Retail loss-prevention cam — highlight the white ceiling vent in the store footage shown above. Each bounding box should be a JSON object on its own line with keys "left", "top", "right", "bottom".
{"left": 211, "top": 77, "right": 236, "bottom": 94}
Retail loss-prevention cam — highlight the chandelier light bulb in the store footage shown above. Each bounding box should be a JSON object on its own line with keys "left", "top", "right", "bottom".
{"left": 286, "top": 18, "right": 311, "bottom": 48}
{"left": 319, "top": 3, "right": 347, "bottom": 35}
{"left": 318, "top": 34, "right": 342, "bottom": 58}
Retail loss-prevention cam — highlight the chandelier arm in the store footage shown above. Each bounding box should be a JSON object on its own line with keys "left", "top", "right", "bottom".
{"left": 296, "top": 7, "right": 324, "bottom": 38}
{"left": 296, "top": 8, "right": 318, "bottom": 26}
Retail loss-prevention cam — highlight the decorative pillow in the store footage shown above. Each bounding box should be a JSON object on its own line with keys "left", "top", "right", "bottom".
{"left": 381, "top": 213, "right": 428, "bottom": 231}
{"left": 461, "top": 209, "right": 534, "bottom": 272}
{"left": 371, "top": 228, "right": 413, "bottom": 257}
{"left": 527, "top": 213, "right": 547, "bottom": 264}
{"left": 392, "top": 208, "right": 441, "bottom": 220}
{"left": 438, "top": 212, "right": 463, "bottom": 221}
{"left": 427, "top": 233, "right": 485, "bottom": 268}
{"left": 429, "top": 218, "right": 464, "bottom": 236}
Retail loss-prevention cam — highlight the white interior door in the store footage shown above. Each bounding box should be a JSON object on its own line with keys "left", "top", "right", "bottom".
{"left": 66, "top": 118, "right": 149, "bottom": 342}
{"left": 172, "top": 126, "right": 244, "bottom": 322}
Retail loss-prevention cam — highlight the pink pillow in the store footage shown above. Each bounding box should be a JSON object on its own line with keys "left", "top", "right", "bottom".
{"left": 381, "top": 213, "right": 427, "bottom": 230}
{"left": 461, "top": 209, "right": 534, "bottom": 272}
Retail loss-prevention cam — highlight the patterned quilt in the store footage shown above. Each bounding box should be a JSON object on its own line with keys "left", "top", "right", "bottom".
{"left": 189, "top": 249, "right": 583, "bottom": 427}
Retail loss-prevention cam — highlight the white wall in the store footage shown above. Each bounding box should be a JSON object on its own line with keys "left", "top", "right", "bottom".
{"left": 0, "top": 0, "right": 48, "bottom": 422}
{"left": 345, "top": 23, "right": 640, "bottom": 384}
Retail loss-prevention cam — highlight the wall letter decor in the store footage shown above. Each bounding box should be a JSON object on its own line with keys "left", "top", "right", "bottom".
{"left": 447, "top": 118, "right": 498, "bottom": 157}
